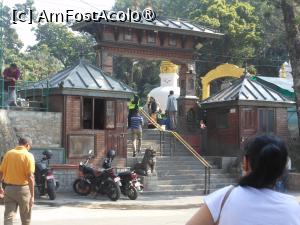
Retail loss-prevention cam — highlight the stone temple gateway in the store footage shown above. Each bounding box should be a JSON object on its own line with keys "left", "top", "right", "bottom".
{"left": 73, "top": 17, "right": 223, "bottom": 136}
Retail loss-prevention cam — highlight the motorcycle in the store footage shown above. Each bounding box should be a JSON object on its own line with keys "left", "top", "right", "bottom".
{"left": 103, "top": 150, "right": 144, "bottom": 200}
{"left": 35, "top": 150, "right": 59, "bottom": 200}
{"left": 117, "top": 170, "right": 144, "bottom": 200}
{"left": 73, "top": 150, "right": 121, "bottom": 201}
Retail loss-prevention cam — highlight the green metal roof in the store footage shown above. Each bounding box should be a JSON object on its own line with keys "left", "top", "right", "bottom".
{"left": 29, "top": 60, "right": 134, "bottom": 99}
{"left": 254, "top": 76, "right": 295, "bottom": 100}
{"left": 200, "top": 76, "right": 295, "bottom": 107}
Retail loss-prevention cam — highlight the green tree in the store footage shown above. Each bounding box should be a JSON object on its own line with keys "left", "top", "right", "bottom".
{"left": 113, "top": 57, "right": 160, "bottom": 103}
{"left": 113, "top": 0, "right": 199, "bottom": 19}
{"left": 33, "top": 23, "right": 96, "bottom": 67}
{"left": 2, "top": 4, "right": 23, "bottom": 67}
{"left": 280, "top": 0, "right": 300, "bottom": 133}
{"left": 190, "top": 0, "right": 261, "bottom": 69}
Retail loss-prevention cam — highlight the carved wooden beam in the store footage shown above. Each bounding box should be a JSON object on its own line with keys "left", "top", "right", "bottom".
{"left": 113, "top": 27, "right": 119, "bottom": 41}
{"left": 181, "top": 35, "right": 187, "bottom": 48}
{"left": 137, "top": 30, "right": 144, "bottom": 44}
{"left": 159, "top": 32, "right": 165, "bottom": 46}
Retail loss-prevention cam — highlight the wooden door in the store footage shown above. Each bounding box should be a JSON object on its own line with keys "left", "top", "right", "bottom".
{"left": 240, "top": 107, "right": 257, "bottom": 149}
{"left": 106, "top": 101, "right": 128, "bottom": 158}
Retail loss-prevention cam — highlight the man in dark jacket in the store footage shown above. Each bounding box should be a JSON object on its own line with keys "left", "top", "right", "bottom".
{"left": 128, "top": 94, "right": 140, "bottom": 128}
{"left": 2, "top": 64, "right": 21, "bottom": 107}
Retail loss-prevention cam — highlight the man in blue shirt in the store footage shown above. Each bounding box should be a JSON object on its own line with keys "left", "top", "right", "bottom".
{"left": 130, "top": 110, "right": 143, "bottom": 157}
{"left": 166, "top": 90, "right": 177, "bottom": 130}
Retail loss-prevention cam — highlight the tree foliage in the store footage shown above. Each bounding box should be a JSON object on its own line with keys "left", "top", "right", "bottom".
{"left": 192, "top": 0, "right": 261, "bottom": 56}
{"left": 33, "top": 23, "right": 96, "bottom": 67}
{"left": 1, "top": 1, "right": 95, "bottom": 81}
{"left": 112, "top": 0, "right": 290, "bottom": 95}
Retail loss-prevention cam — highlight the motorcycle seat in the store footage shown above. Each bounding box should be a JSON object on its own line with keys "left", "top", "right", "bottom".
{"left": 118, "top": 171, "right": 131, "bottom": 176}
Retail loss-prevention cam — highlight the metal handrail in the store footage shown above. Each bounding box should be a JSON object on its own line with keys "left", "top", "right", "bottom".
{"left": 171, "top": 131, "right": 212, "bottom": 168}
{"left": 0, "top": 77, "right": 49, "bottom": 111}
{"left": 139, "top": 108, "right": 212, "bottom": 194}
{"left": 139, "top": 108, "right": 164, "bottom": 131}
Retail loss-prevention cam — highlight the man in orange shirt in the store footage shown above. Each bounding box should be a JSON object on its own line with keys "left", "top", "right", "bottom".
{"left": 0, "top": 136, "right": 35, "bottom": 225}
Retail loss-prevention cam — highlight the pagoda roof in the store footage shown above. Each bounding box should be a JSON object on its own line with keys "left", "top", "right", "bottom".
{"left": 200, "top": 76, "right": 295, "bottom": 108}
{"left": 28, "top": 59, "right": 134, "bottom": 99}
{"left": 73, "top": 16, "right": 223, "bottom": 39}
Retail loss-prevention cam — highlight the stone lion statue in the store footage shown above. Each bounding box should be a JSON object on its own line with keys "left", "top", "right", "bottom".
{"left": 133, "top": 148, "right": 156, "bottom": 176}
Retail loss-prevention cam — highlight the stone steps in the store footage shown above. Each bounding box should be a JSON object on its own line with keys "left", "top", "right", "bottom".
{"left": 127, "top": 129, "right": 237, "bottom": 195}
{"left": 149, "top": 183, "right": 234, "bottom": 192}
{"left": 156, "top": 178, "right": 237, "bottom": 185}
{"left": 156, "top": 169, "right": 225, "bottom": 176}
{"left": 143, "top": 189, "right": 213, "bottom": 196}
{"left": 157, "top": 173, "right": 234, "bottom": 180}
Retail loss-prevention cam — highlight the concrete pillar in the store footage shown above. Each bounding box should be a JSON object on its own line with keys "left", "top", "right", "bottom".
{"left": 96, "top": 48, "right": 113, "bottom": 75}
{"left": 177, "top": 63, "right": 199, "bottom": 133}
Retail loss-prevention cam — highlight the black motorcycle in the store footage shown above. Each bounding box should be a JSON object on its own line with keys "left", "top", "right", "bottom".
{"left": 73, "top": 150, "right": 121, "bottom": 201}
{"left": 35, "top": 150, "right": 59, "bottom": 200}
{"left": 103, "top": 150, "right": 143, "bottom": 200}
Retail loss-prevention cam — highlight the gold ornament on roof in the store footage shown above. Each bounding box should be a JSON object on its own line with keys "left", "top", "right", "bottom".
{"left": 160, "top": 61, "right": 178, "bottom": 74}
{"left": 280, "top": 63, "right": 286, "bottom": 78}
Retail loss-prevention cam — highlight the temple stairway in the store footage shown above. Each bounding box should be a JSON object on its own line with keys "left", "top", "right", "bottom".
{"left": 127, "top": 129, "right": 237, "bottom": 195}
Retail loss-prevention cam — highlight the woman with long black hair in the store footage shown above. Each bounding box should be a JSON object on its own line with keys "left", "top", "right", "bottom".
{"left": 186, "top": 135, "right": 300, "bottom": 225}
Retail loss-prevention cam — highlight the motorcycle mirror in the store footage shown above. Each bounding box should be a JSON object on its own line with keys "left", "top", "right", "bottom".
{"left": 88, "top": 149, "right": 94, "bottom": 155}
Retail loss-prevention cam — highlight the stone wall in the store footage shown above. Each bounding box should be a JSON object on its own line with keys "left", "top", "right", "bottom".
{"left": 52, "top": 165, "right": 78, "bottom": 192}
{"left": 7, "top": 110, "right": 62, "bottom": 148}
{"left": 0, "top": 110, "right": 18, "bottom": 156}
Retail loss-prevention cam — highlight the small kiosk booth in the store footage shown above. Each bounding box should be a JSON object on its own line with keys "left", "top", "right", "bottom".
{"left": 27, "top": 59, "right": 134, "bottom": 165}
{"left": 199, "top": 75, "right": 295, "bottom": 156}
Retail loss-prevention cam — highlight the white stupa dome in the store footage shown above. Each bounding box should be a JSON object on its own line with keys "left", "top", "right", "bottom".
{"left": 147, "top": 61, "right": 180, "bottom": 113}
{"left": 279, "top": 61, "right": 293, "bottom": 80}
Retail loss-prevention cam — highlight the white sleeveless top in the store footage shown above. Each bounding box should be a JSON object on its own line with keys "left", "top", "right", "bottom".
{"left": 204, "top": 185, "right": 300, "bottom": 225}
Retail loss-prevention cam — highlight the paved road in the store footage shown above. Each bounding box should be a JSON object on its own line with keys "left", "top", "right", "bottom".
{"left": 0, "top": 192, "right": 298, "bottom": 225}
{"left": 0, "top": 204, "right": 197, "bottom": 225}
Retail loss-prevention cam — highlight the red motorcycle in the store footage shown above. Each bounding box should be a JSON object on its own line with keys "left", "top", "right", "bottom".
{"left": 73, "top": 150, "right": 121, "bottom": 201}
{"left": 103, "top": 150, "right": 144, "bottom": 200}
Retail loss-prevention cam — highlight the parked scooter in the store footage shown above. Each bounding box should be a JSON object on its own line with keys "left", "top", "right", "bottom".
{"left": 35, "top": 150, "right": 59, "bottom": 200}
{"left": 103, "top": 149, "right": 144, "bottom": 200}
{"left": 73, "top": 150, "right": 121, "bottom": 201}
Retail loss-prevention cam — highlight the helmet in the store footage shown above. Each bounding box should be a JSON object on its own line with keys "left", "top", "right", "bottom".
{"left": 42, "top": 150, "right": 53, "bottom": 159}
{"left": 106, "top": 149, "right": 116, "bottom": 159}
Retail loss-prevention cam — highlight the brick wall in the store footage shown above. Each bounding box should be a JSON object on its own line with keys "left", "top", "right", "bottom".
{"left": 276, "top": 108, "right": 289, "bottom": 142}
{"left": 206, "top": 107, "right": 240, "bottom": 156}
{"left": 64, "top": 96, "right": 127, "bottom": 167}
{"left": 287, "top": 173, "right": 300, "bottom": 191}
{"left": 65, "top": 96, "right": 81, "bottom": 132}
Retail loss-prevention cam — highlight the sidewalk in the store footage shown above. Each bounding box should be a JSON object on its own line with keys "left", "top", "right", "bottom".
{"left": 35, "top": 192, "right": 203, "bottom": 209}
{"left": 33, "top": 191, "right": 300, "bottom": 210}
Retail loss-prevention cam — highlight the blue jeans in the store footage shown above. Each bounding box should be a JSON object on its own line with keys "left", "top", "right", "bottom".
{"left": 4, "top": 90, "right": 17, "bottom": 107}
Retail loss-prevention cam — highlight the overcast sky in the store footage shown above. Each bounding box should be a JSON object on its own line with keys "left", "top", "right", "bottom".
{"left": 5, "top": 0, "right": 116, "bottom": 49}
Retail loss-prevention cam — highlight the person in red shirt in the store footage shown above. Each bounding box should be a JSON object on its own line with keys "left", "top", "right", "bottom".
{"left": 2, "top": 63, "right": 21, "bottom": 107}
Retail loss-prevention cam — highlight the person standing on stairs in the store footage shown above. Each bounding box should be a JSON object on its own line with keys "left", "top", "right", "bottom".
{"left": 2, "top": 63, "right": 21, "bottom": 108}
{"left": 128, "top": 94, "right": 140, "bottom": 128}
{"left": 130, "top": 110, "right": 144, "bottom": 157}
{"left": 166, "top": 90, "right": 177, "bottom": 130}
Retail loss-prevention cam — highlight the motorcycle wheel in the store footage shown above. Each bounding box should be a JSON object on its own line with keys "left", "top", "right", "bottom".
{"left": 106, "top": 179, "right": 121, "bottom": 201}
{"left": 73, "top": 179, "right": 92, "bottom": 196}
{"left": 127, "top": 186, "right": 138, "bottom": 200}
{"left": 47, "top": 179, "right": 56, "bottom": 200}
